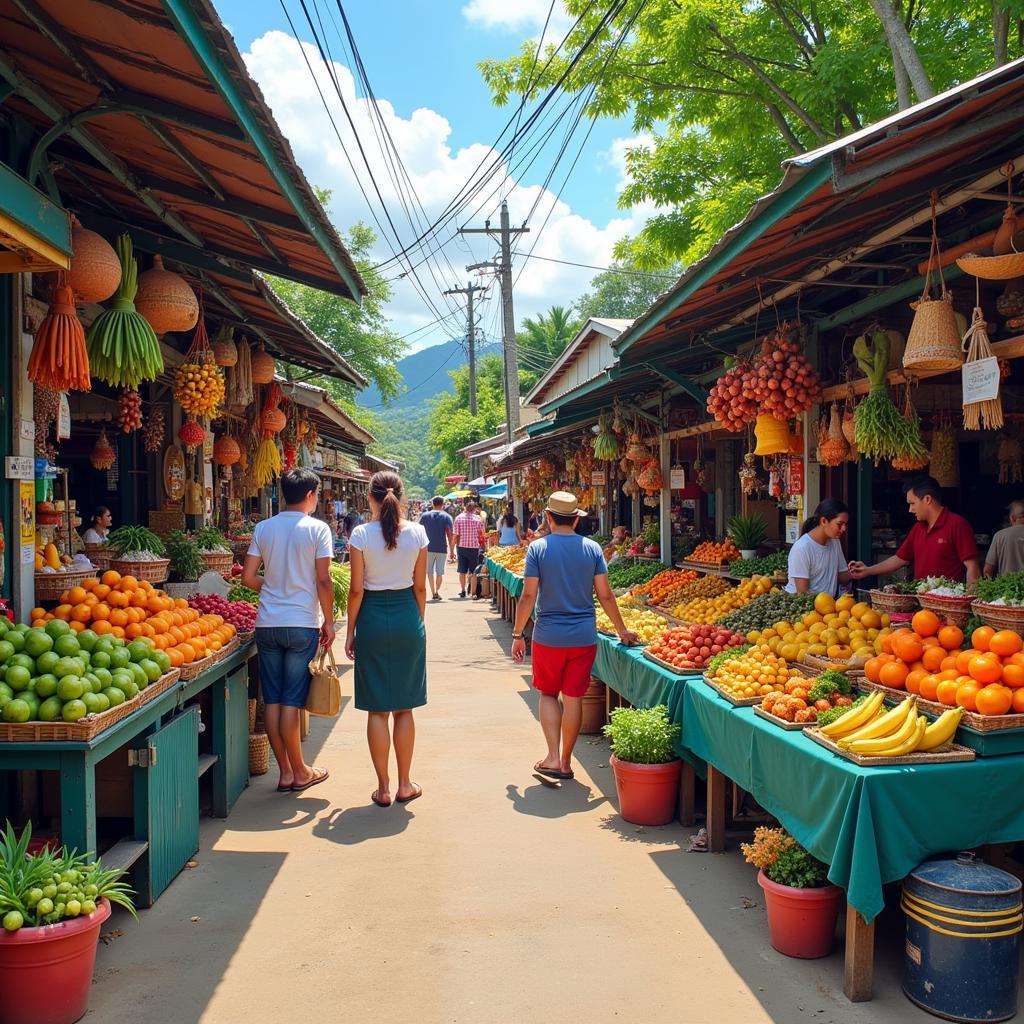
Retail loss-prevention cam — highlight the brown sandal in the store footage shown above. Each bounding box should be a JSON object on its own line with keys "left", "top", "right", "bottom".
{"left": 291, "top": 767, "right": 329, "bottom": 792}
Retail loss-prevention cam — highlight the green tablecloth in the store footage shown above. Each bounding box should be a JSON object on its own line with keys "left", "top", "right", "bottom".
{"left": 681, "top": 680, "right": 1024, "bottom": 921}
{"left": 485, "top": 559, "right": 524, "bottom": 598}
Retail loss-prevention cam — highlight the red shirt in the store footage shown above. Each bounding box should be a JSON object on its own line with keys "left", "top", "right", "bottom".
{"left": 896, "top": 508, "right": 978, "bottom": 581}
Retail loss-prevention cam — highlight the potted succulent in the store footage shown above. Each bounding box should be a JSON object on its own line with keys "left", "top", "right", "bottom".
{"left": 603, "top": 704, "right": 681, "bottom": 826}
{"left": 741, "top": 826, "right": 844, "bottom": 958}
{"left": 0, "top": 823, "right": 136, "bottom": 1024}
{"left": 728, "top": 513, "right": 768, "bottom": 559}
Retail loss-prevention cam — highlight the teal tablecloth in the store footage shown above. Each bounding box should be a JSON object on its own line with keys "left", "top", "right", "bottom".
{"left": 485, "top": 558, "right": 524, "bottom": 598}
{"left": 681, "top": 680, "right": 1024, "bottom": 921}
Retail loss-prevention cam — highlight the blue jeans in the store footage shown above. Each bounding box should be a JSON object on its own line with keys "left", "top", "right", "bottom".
{"left": 255, "top": 627, "right": 321, "bottom": 708}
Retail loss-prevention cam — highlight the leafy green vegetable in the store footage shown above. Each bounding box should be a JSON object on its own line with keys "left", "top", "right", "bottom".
{"left": 607, "top": 561, "right": 664, "bottom": 589}
{"left": 814, "top": 695, "right": 866, "bottom": 728}
{"left": 193, "top": 525, "right": 230, "bottom": 553}
{"left": 974, "top": 571, "right": 1024, "bottom": 605}
{"left": 165, "top": 529, "right": 203, "bottom": 582}
{"left": 808, "top": 670, "right": 851, "bottom": 702}
{"left": 729, "top": 550, "right": 788, "bottom": 578}
{"left": 718, "top": 590, "right": 815, "bottom": 633}
{"left": 107, "top": 525, "right": 165, "bottom": 557}
{"left": 228, "top": 582, "right": 260, "bottom": 607}
{"left": 603, "top": 704, "right": 680, "bottom": 764}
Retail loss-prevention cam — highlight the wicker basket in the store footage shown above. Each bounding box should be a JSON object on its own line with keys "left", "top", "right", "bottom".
{"left": 199, "top": 549, "right": 233, "bottom": 574}
{"left": 84, "top": 543, "right": 114, "bottom": 571}
{"left": 178, "top": 651, "right": 218, "bottom": 681}
{"left": 956, "top": 252, "right": 1024, "bottom": 280}
{"left": 248, "top": 698, "right": 257, "bottom": 735}
{"left": 868, "top": 589, "right": 920, "bottom": 614}
{"left": 971, "top": 600, "right": 1024, "bottom": 631}
{"left": 34, "top": 568, "right": 98, "bottom": 603}
{"left": 248, "top": 733, "right": 270, "bottom": 775}
{"left": 904, "top": 292, "right": 964, "bottom": 372}
{"left": 148, "top": 509, "right": 186, "bottom": 537}
{"left": 917, "top": 593, "right": 975, "bottom": 629}
{"left": 230, "top": 540, "right": 252, "bottom": 564}
{"left": 109, "top": 557, "right": 170, "bottom": 583}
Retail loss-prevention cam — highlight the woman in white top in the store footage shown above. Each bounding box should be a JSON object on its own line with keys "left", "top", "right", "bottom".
{"left": 785, "top": 498, "right": 853, "bottom": 597}
{"left": 82, "top": 506, "right": 112, "bottom": 545}
{"left": 346, "top": 471, "right": 429, "bottom": 808}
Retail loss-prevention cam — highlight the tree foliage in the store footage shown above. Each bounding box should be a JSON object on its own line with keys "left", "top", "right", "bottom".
{"left": 479, "top": 0, "right": 1018, "bottom": 268}
{"left": 572, "top": 261, "right": 681, "bottom": 321}
{"left": 516, "top": 305, "right": 581, "bottom": 379}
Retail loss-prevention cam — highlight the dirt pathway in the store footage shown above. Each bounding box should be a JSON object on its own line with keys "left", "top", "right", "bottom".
{"left": 88, "top": 590, "right": 920, "bottom": 1023}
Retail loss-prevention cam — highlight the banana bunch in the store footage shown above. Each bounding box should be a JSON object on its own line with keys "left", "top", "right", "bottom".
{"left": 821, "top": 691, "right": 962, "bottom": 757}
{"left": 86, "top": 235, "right": 164, "bottom": 388}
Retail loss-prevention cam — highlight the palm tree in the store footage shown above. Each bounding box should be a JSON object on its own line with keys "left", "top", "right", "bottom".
{"left": 516, "top": 305, "right": 581, "bottom": 376}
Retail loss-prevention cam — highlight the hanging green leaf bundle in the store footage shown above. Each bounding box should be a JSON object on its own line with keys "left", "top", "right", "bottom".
{"left": 593, "top": 414, "right": 619, "bottom": 460}
{"left": 85, "top": 235, "right": 164, "bottom": 388}
{"left": 852, "top": 330, "right": 918, "bottom": 464}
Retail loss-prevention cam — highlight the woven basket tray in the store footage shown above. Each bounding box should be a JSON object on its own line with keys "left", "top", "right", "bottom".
{"left": 83, "top": 544, "right": 114, "bottom": 571}
{"left": 971, "top": 601, "right": 1024, "bottom": 631}
{"left": 869, "top": 589, "right": 920, "bottom": 614}
{"left": 110, "top": 558, "right": 170, "bottom": 583}
{"left": 799, "top": 652, "right": 866, "bottom": 679}
{"left": 752, "top": 704, "right": 809, "bottom": 730}
{"left": 917, "top": 593, "right": 975, "bottom": 628}
{"left": 34, "top": 568, "right": 98, "bottom": 603}
{"left": 0, "top": 669, "right": 180, "bottom": 742}
{"left": 200, "top": 549, "right": 233, "bottom": 573}
{"left": 956, "top": 252, "right": 1024, "bottom": 280}
{"left": 700, "top": 674, "right": 764, "bottom": 707}
{"left": 641, "top": 649, "right": 704, "bottom": 677}
{"left": 805, "top": 725, "right": 975, "bottom": 766}
{"left": 230, "top": 540, "right": 252, "bottom": 564}
{"left": 857, "top": 678, "right": 1024, "bottom": 733}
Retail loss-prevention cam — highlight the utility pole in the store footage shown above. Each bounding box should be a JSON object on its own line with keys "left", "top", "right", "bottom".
{"left": 460, "top": 200, "right": 528, "bottom": 444}
{"left": 443, "top": 282, "right": 485, "bottom": 415}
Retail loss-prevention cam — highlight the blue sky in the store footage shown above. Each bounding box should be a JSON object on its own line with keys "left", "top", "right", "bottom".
{"left": 214, "top": 0, "right": 655, "bottom": 350}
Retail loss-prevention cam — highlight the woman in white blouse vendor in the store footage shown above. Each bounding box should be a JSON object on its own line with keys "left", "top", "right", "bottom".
{"left": 82, "top": 506, "right": 112, "bottom": 545}
{"left": 785, "top": 498, "right": 853, "bottom": 597}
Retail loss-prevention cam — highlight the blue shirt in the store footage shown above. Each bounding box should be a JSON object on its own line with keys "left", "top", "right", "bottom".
{"left": 418, "top": 510, "right": 453, "bottom": 553}
{"left": 525, "top": 533, "right": 608, "bottom": 647}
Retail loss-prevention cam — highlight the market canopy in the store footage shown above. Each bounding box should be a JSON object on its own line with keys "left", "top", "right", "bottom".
{"left": 478, "top": 482, "right": 507, "bottom": 500}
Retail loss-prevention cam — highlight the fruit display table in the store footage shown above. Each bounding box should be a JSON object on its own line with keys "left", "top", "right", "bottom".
{"left": 485, "top": 558, "right": 524, "bottom": 621}
{"left": 0, "top": 641, "right": 254, "bottom": 907}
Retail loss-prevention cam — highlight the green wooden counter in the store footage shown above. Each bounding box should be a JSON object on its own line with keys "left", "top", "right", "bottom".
{"left": 0, "top": 642, "right": 254, "bottom": 905}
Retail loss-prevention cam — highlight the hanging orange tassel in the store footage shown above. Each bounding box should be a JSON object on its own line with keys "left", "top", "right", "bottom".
{"left": 28, "top": 272, "right": 91, "bottom": 392}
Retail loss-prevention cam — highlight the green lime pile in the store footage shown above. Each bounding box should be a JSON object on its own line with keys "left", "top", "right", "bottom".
{"left": 0, "top": 618, "right": 170, "bottom": 724}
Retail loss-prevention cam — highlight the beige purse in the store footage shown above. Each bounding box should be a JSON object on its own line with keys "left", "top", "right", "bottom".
{"left": 306, "top": 646, "right": 342, "bottom": 717}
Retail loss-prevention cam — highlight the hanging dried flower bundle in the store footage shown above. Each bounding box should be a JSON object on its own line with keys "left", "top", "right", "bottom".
{"left": 90, "top": 428, "right": 116, "bottom": 470}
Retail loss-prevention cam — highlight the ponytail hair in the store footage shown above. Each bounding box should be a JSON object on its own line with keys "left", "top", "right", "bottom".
{"left": 800, "top": 497, "right": 849, "bottom": 536}
{"left": 369, "top": 470, "right": 405, "bottom": 550}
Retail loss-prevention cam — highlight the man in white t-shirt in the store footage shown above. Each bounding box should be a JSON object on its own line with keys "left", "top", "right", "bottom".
{"left": 242, "top": 468, "right": 334, "bottom": 793}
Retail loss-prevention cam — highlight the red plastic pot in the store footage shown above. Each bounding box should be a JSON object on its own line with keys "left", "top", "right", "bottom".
{"left": 609, "top": 754, "right": 681, "bottom": 826}
{"left": 757, "top": 870, "right": 843, "bottom": 959}
{"left": 0, "top": 897, "right": 110, "bottom": 1024}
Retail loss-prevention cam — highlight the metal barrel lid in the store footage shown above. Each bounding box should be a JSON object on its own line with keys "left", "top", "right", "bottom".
{"left": 907, "top": 852, "right": 1022, "bottom": 910}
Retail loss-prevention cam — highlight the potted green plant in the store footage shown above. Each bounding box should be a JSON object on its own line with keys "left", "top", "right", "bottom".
{"left": 193, "top": 526, "right": 233, "bottom": 574}
{"left": 728, "top": 514, "right": 768, "bottom": 559}
{"left": 741, "top": 826, "right": 844, "bottom": 958}
{"left": 0, "top": 823, "right": 136, "bottom": 1024}
{"left": 603, "top": 704, "right": 681, "bottom": 825}
{"left": 165, "top": 529, "right": 204, "bottom": 583}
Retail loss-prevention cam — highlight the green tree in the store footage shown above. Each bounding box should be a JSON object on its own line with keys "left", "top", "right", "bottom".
{"left": 516, "top": 305, "right": 581, "bottom": 378}
{"left": 270, "top": 219, "right": 406, "bottom": 402}
{"left": 479, "top": 1, "right": 1012, "bottom": 269}
{"left": 572, "top": 261, "right": 682, "bottom": 321}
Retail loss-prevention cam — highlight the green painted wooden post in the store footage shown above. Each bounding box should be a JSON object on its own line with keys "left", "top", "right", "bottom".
{"left": 59, "top": 752, "right": 96, "bottom": 856}
{"left": 211, "top": 665, "right": 250, "bottom": 817}
{"left": 0, "top": 276, "right": 12, "bottom": 597}
{"left": 856, "top": 457, "right": 873, "bottom": 565}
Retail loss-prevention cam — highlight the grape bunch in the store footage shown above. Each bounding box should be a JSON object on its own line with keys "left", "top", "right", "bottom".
{"left": 706, "top": 361, "right": 757, "bottom": 432}
{"left": 749, "top": 333, "right": 820, "bottom": 421}
{"left": 117, "top": 388, "right": 142, "bottom": 433}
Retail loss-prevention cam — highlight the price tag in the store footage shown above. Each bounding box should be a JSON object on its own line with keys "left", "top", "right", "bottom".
{"left": 19, "top": 419, "right": 34, "bottom": 442}
{"left": 5, "top": 456, "right": 34, "bottom": 480}
{"left": 591, "top": 470, "right": 606, "bottom": 486}
{"left": 962, "top": 356, "right": 1000, "bottom": 404}
{"left": 669, "top": 467, "right": 686, "bottom": 489}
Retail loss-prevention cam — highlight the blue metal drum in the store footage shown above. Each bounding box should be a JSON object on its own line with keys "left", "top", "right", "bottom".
{"left": 902, "top": 853, "right": 1022, "bottom": 1022}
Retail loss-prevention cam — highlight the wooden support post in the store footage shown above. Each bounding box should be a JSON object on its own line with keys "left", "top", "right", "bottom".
{"left": 706, "top": 764, "right": 726, "bottom": 852}
{"left": 59, "top": 752, "right": 96, "bottom": 858}
{"left": 678, "top": 761, "right": 696, "bottom": 826}
{"left": 843, "top": 905, "right": 875, "bottom": 1002}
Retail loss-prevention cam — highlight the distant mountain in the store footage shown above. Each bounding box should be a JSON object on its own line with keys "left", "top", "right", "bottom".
{"left": 360, "top": 336, "right": 499, "bottom": 409}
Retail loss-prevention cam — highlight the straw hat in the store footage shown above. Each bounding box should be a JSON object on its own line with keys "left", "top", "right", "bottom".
{"left": 545, "top": 490, "right": 586, "bottom": 516}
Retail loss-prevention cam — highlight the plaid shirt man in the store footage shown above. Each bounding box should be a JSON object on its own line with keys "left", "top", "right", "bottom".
{"left": 453, "top": 510, "right": 485, "bottom": 549}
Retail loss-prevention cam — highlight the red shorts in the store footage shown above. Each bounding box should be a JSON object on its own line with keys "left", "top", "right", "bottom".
{"left": 532, "top": 641, "right": 597, "bottom": 698}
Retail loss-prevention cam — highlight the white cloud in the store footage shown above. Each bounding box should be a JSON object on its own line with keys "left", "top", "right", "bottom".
{"left": 242, "top": 30, "right": 652, "bottom": 354}
{"left": 462, "top": 0, "right": 571, "bottom": 35}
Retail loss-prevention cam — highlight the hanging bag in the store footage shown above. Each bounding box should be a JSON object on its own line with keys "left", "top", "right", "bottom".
{"left": 306, "top": 645, "right": 342, "bottom": 717}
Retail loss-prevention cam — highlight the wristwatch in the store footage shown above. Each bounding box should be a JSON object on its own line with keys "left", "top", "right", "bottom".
{"left": 512, "top": 632, "right": 524, "bottom": 640}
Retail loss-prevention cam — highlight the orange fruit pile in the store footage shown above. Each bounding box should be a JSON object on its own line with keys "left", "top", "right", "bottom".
{"left": 864, "top": 617, "right": 1024, "bottom": 717}
{"left": 31, "top": 569, "right": 236, "bottom": 669}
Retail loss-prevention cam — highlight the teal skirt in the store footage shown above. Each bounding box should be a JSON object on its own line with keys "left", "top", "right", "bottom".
{"left": 353, "top": 588, "right": 427, "bottom": 712}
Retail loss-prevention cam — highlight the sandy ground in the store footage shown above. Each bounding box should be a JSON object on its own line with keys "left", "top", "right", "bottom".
{"left": 87, "top": 590, "right": 946, "bottom": 1024}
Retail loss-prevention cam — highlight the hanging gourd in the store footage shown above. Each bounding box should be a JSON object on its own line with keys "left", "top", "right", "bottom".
{"left": 134, "top": 255, "right": 198, "bottom": 336}
{"left": 28, "top": 272, "right": 91, "bottom": 392}
{"left": 818, "top": 405, "right": 848, "bottom": 466}
{"left": 178, "top": 417, "right": 205, "bottom": 455}
{"left": 143, "top": 406, "right": 165, "bottom": 454}
{"left": 67, "top": 215, "right": 120, "bottom": 304}
{"left": 90, "top": 428, "right": 116, "bottom": 471}
{"left": 212, "top": 435, "right": 241, "bottom": 466}
{"left": 85, "top": 235, "right": 164, "bottom": 387}
{"left": 173, "top": 296, "right": 225, "bottom": 417}
{"left": 250, "top": 343, "right": 276, "bottom": 384}
{"left": 212, "top": 323, "right": 238, "bottom": 366}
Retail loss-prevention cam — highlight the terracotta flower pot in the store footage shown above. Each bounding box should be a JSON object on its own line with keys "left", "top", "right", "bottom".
{"left": 757, "top": 870, "right": 843, "bottom": 959}
{"left": 609, "top": 754, "right": 681, "bottom": 826}
{"left": 0, "top": 897, "right": 111, "bottom": 1024}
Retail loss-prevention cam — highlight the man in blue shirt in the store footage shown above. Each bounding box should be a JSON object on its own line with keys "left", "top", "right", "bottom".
{"left": 511, "top": 491, "right": 637, "bottom": 780}
{"left": 418, "top": 496, "right": 455, "bottom": 601}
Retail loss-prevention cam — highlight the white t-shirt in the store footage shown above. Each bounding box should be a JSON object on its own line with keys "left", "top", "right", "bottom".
{"left": 785, "top": 533, "right": 847, "bottom": 597}
{"left": 349, "top": 520, "right": 428, "bottom": 591}
{"left": 82, "top": 528, "right": 107, "bottom": 545}
{"left": 248, "top": 511, "right": 333, "bottom": 628}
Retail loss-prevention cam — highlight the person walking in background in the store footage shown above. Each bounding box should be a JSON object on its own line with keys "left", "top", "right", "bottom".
{"left": 498, "top": 503, "right": 524, "bottom": 546}
{"left": 346, "top": 471, "right": 429, "bottom": 808}
{"left": 985, "top": 500, "right": 1024, "bottom": 577}
{"left": 454, "top": 500, "right": 486, "bottom": 599}
{"left": 419, "top": 495, "right": 455, "bottom": 600}
{"left": 242, "top": 468, "right": 334, "bottom": 793}
{"left": 511, "top": 491, "right": 638, "bottom": 781}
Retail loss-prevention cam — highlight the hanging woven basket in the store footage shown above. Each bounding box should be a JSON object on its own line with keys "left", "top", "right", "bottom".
{"left": 212, "top": 435, "right": 241, "bottom": 466}
{"left": 135, "top": 256, "right": 199, "bottom": 335}
{"left": 250, "top": 345, "right": 276, "bottom": 384}
{"left": 261, "top": 407, "right": 286, "bottom": 434}
{"left": 753, "top": 413, "right": 791, "bottom": 456}
{"left": 90, "top": 428, "right": 116, "bottom": 471}
{"left": 67, "top": 216, "right": 121, "bottom": 303}
{"left": 178, "top": 418, "right": 205, "bottom": 454}
{"left": 212, "top": 324, "right": 238, "bottom": 367}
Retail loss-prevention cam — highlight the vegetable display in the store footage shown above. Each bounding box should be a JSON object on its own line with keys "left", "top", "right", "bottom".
{"left": 686, "top": 539, "right": 741, "bottom": 564}
{"left": 705, "top": 643, "right": 751, "bottom": 676}
{"left": 165, "top": 529, "right": 203, "bottom": 582}
{"left": 670, "top": 575, "right": 774, "bottom": 624}
{"left": 85, "top": 235, "right": 164, "bottom": 388}
{"left": 193, "top": 525, "right": 231, "bottom": 554}
{"left": 228, "top": 582, "right": 260, "bottom": 607}
{"left": 647, "top": 623, "right": 746, "bottom": 671}
{"left": 760, "top": 669, "right": 854, "bottom": 724}
{"left": 717, "top": 590, "right": 816, "bottom": 634}
{"left": 728, "top": 551, "right": 787, "bottom": 579}
{"left": 107, "top": 525, "right": 165, "bottom": 558}
{"left": 606, "top": 561, "right": 664, "bottom": 589}
{"left": 188, "top": 593, "right": 256, "bottom": 632}
{"left": 631, "top": 569, "right": 698, "bottom": 602}
{"left": 596, "top": 601, "right": 669, "bottom": 644}
{"left": 974, "top": 571, "right": 1024, "bottom": 605}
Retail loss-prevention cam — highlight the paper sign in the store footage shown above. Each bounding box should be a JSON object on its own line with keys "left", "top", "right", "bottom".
{"left": 962, "top": 356, "right": 1000, "bottom": 404}
{"left": 789, "top": 456, "right": 804, "bottom": 495}
{"left": 5, "top": 456, "right": 34, "bottom": 480}
{"left": 785, "top": 515, "right": 799, "bottom": 544}
{"left": 19, "top": 419, "right": 34, "bottom": 442}
{"left": 57, "top": 393, "right": 71, "bottom": 440}
{"left": 591, "top": 470, "right": 606, "bottom": 486}
{"left": 19, "top": 481, "right": 34, "bottom": 545}
{"left": 670, "top": 467, "right": 686, "bottom": 490}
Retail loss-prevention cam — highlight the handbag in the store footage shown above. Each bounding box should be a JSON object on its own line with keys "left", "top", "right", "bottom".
{"left": 306, "top": 645, "right": 342, "bottom": 717}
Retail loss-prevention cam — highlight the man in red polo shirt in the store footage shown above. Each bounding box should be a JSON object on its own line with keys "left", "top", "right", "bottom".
{"left": 848, "top": 474, "right": 981, "bottom": 584}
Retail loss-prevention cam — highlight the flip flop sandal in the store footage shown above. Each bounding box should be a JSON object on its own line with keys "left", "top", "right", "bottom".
{"left": 291, "top": 768, "right": 329, "bottom": 792}
{"left": 371, "top": 790, "right": 392, "bottom": 808}
{"left": 533, "top": 764, "right": 563, "bottom": 780}
{"left": 275, "top": 784, "right": 293, "bottom": 793}
{"left": 395, "top": 785, "right": 422, "bottom": 804}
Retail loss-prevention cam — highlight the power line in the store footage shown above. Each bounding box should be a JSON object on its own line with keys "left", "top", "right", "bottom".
{"left": 511, "top": 252, "right": 676, "bottom": 279}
